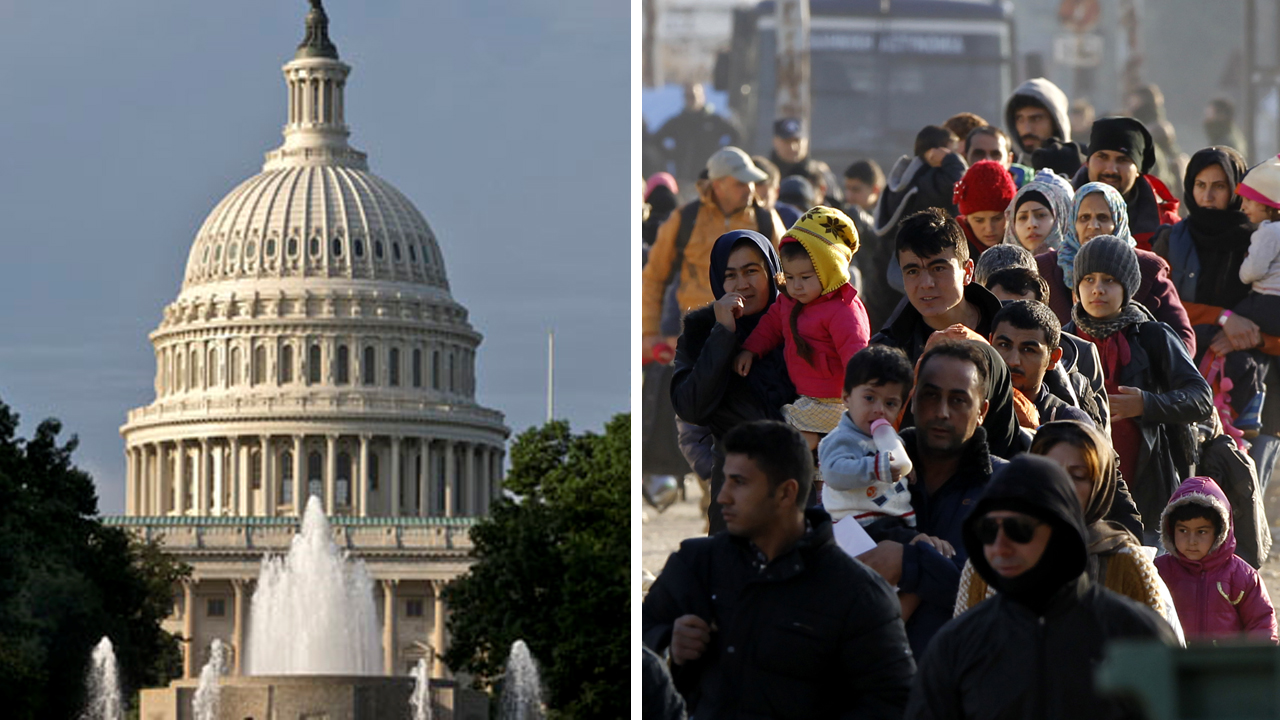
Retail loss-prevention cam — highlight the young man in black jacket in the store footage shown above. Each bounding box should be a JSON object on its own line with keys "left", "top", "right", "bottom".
{"left": 907, "top": 454, "right": 1176, "bottom": 720}
{"left": 643, "top": 421, "right": 915, "bottom": 720}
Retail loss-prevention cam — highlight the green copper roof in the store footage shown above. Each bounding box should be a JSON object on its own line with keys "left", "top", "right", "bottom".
{"left": 296, "top": 0, "right": 339, "bottom": 60}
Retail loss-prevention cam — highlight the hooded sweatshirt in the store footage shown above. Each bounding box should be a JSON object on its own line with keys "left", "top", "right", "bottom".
{"left": 907, "top": 454, "right": 1174, "bottom": 720}
{"left": 1004, "top": 78, "right": 1072, "bottom": 161}
{"left": 1154, "top": 476, "right": 1278, "bottom": 642}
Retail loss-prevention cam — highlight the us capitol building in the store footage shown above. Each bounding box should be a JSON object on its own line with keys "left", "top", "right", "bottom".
{"left": 107, "top": 3, "right": 508, "bottom": 681}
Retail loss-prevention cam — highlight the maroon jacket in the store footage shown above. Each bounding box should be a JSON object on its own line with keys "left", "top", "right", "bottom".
{"left": 742, "top": 283, "right": 870, "bottom": 399}
{"left": 1154, "top": 477, "right": 1278, "bottom": 643}
{"left": 1036, "top": 247, "right": 1196, "bottom": 357}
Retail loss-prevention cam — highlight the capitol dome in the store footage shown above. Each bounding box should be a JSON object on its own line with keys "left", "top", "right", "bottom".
{"left": 121, "top": 3, "right": 508, "bottom": 523}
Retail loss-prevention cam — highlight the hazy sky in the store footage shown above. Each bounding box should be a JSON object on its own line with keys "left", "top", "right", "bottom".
{"left": 0, "top": 1, "right": 630, "bottom": 515}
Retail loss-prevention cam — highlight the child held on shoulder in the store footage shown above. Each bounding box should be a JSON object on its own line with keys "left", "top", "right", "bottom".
{"left": 1235, "top": 154, "right": 1280, "bottom": 336}
{"left": 735, "top": 206, "right": 871, "bottom": 449}
{"left": 817, "top": 345, "right": 954, "bottom": 620}
{"left": 1154, "top": 476, "right": 1278, "bottom": 643}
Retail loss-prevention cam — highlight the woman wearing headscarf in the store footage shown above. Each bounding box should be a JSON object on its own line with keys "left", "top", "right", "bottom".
{"left": 1153, "top": 147, "right": 1278, "bottom": 433}
{"left": 1002, "top": 170, "right": 1074, "bottom": 255}
{"left": 670, "top": 230, "right": 798, "bottom": 533}
{"left": 1035, "top": 181, "right": 1196, "bottom": 355}
{"left": 954, "top": 421, "right": 1184, "bottom": 642}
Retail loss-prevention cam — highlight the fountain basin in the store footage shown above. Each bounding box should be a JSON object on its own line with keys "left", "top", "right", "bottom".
{"left": 139, "top": 675, "right": 487, "bottom": 720}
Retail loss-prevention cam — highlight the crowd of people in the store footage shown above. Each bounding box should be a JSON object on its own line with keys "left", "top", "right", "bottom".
{"left": 641, "top": 76, "right": 1280, "bottom": 719}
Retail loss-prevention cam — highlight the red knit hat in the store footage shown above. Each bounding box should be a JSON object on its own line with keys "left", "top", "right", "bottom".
{"left": 953, "top": 160, "right": 1017, "bottom": 216}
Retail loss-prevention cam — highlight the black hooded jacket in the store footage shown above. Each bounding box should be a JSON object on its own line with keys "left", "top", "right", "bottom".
{"left": 671, "top": 230, "right": 798, "bottom": 532}
{"left": 905, "top": 456, "right": 1176, "bottom": 720}
{"left": 643, "top": 508, "right": 916, "bottom": 720}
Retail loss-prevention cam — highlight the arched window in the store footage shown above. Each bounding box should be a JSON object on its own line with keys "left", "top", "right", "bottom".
{"left": 280, "top": 344, "right": 294, "bottom": 384}
{"left": 354, "top": 238, "right": 365, "bottom": 257}
{"left": 308, "top": 344, "right": 322, "bottom": 384}
{"left": 408, "top": 244, "right": 417, "bottom": 262}
{"left": 392, "top": 243, "right": 402, "bottom": 261}
{"left": 208, "top": 347, "right": 218, "bottom": 387}
{"left": 432, "top": 350, "right": 441, "bottom": 390}
{"left": 412, "top": 349, "right": 422, "bottom": 388}
{"left": 280, "top": 450, "right": 292, "bottom": 503}
{"left": 337, "top": 451, "right": 352, "bottom": 507}
{"left": 389, "top": 347, "right": 400, "bottom": 386}
{"left": 287, "top": 237, "right": 299, "bottom": 257}
{"left": 336, "top": 345, "right": 350, "bottom": 385}
{"left": 176, "top": 352, "right": 185, "bottom": 391}
{"left": 332, "top": 237, "right": 343, "bottom": 258}
{"left": 266, "top": 238, "right": 277, "bottom": 257}
{"left": 308, "top": 451, "right": 323, "bottom": 500}
{"left": 230, "top": 347, "right": 242, "bottom": 386}
{"left": 363, "top": 346, "right": 376, "bottom": 385}
{"left": 375, "top": 240, "right": 384, "bottom": 259}
{"left": 253, "top": 345, "right": 267, "bottom": 385}
{"left": 189, "top": 349, "right": 199, "bottom": 389}
{"left": 309, "top": 236, "right": 320, "bottom": 257}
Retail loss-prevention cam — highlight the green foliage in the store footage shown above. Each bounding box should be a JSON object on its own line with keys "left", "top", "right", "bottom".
{"left": 0, "top": 398, "right": 188, "bottom": 719}
{"left": 444, "top": 414, "right": 630, "bottom": 719}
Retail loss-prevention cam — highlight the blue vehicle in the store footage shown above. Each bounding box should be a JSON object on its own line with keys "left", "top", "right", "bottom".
{"left": 717, "top": 0, "right": 1015, "bottom": 173}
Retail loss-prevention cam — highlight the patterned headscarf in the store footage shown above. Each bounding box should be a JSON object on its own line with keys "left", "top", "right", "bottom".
{"left": 1001, "top": 170, "right": 1074, "bottom": 253}
{"left": 1056, "top": 182, "right": 1134, "bottom": 282}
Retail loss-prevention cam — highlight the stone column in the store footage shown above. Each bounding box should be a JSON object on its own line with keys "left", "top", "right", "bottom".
{"left": 325, "top": 434, "right": 337, "bottom": 513}
{"left": 418, "top": 439, "right": 430, "bottom": 518}
{"left": 390, "top": 436, "right": 402, "bottom": 517}
{"left": 182, "top": 580, "right": 195, "bottom": 679}
{"left": 175, "top": 441, "right": 187, "bottom": 516}
{"left": 155, "top": 443, "right": 167, "bottom": 515}
{"left": 382, "top": 579, "right": 398, "bottom": 675}
{"left": 358, "top": 434, "right": 370, "bottom": 517}
{"left": 125, "top": 446, "right": 136, "bottom": 515}
{"left": 432, "top": 580, "right": 447, "bottom": 678}
{"left": 259, "top": 436, "right": 272, "bottom": 517}
{"left": 443, "top": 441, "right": 455, "bottom": 518}
{"left": 464, "top": 443, "right": 476, "bottom": 517}
{"left": 197, "top": 438, "right": 210, "bottom": 516}
{"left": 232, "top": 579, "right": 246, "bottom": 675}
{"left": 292, "top": 435, "right": 304, "bottom": 513}
{"left": 232, "top": 437, "right": 246, "bottom": 516}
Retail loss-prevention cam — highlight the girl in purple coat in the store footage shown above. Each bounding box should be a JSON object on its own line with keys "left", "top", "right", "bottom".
{"left": 1154, "top": 476, "right": 1278, "bottom": 642}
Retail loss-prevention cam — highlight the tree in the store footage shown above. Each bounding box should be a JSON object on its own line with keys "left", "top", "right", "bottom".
{"left": 444, "top": 414, "right": 630, "bottom": 719}
{"left": 0, "top": 398, "right": 188, "bottom": 719}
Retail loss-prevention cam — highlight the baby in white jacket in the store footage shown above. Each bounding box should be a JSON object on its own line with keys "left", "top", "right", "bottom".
{"left": 1236, "top": 154, "right": 1280, "bottom": 336}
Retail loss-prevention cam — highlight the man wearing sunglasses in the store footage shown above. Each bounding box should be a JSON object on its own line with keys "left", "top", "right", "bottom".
{"left": 643, "top": 420, "right": 915, "bottom": 720}
{"left": 905, "top": 454, "right": 1175, "bottom": 720}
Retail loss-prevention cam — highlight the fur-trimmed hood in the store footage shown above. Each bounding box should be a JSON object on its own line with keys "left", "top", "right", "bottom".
{"left": 1159, "top": 476, "right": 1235, "bottom": 571}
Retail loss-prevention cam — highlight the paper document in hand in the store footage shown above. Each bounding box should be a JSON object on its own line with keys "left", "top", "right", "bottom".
{"left": 834, "top": 516, "right": 878, "bottom": 558}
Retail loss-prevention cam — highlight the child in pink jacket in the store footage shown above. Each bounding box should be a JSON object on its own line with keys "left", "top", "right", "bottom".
{"left": 735, "top": 206, "right": 871, "bottom": 448}
{"left": 1154, "top": 476, "right": 1278, "bottom": 643}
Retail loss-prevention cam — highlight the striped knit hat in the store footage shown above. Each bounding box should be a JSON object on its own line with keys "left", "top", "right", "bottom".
{"left": 783, "top": 206, "right": 859, "bottom": 294}
{"left": 1073, "top": 235, "right": 1140, "bottom": 303}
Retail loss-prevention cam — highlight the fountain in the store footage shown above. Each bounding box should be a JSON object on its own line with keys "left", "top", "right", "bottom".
{"left": 499, "top": 640, "right": 545, "bottom": 720}
{"left": 410, "top": 658, "right": 433, "bottom": 720}
{"left": 192, "top": 638, "right": 225, "bottom": 720}
{"left": 82, "top": 636, "right": 123, "bottom": 720}
{"left": 247, "top": 496, "right": 382, "bottom": 674}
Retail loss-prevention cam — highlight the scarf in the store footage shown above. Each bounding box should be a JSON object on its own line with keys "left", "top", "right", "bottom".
{"left": 1057, "top": 183, "right": 1135, "bottom": 282}
{"left": 1071, "top": 304, "right": 1148, "bottom": 492}
{"left": 1184, "top": 147, "right": 1254, "bottom": 309}
{"left": 1002, "top": 172, "right": 1074, "bottom": 253}
{"left": 1070, "top": 302, "right": 1149, "bottom": 344}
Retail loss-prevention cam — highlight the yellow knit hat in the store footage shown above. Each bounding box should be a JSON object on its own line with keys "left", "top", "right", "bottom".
{"left": 782, "top": 206, "right": 860, "bottom": 294}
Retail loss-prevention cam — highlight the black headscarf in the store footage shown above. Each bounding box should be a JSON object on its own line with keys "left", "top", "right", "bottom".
{"left": 963, "top": 454, "right": 1089, "bottom": 614}
{"left": 707, "top": 230, "right": 795, "bottom": 413}
{"left": 1184, "top": 147, "right": 1253, "bottom": 309}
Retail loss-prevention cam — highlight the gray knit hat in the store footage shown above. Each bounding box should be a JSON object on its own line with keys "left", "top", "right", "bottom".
{"left": 1073, "top": 235, "right": 1140, "bottom": 303}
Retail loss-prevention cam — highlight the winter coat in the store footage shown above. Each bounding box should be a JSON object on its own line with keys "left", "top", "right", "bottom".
{"left": 1043, "top": 331, "right": 1112, "bottom": 435}
{"left": 872, "top": 285, "right": 1028, "bottom": 459}
{"left": 907, "top": 454, "right": 1176, "bottom": 720}
{"left": 741, "top": 283, "right": 870, "bottom": 399}
{"left": 642, "top": 508, "right": 916, "bottom": 719}
{"left": 1063, "top": 317, "right": 1213, "bottom": 530}
{"left": 1038, "top": 247, "right": 1196, "bottom": 357}
{"left": 643, "top": 186, "right": 784, "bottom": 336}
{"left": 1004, "top": 78, "right": 1072, "bottom": 162}
{"left": 1069, "top": 168, "right": 1181, "bottom": 250}
{"left": 817, "top": 411, "right": 913, "bottom": 524}
{"left": 873, "top": 153, "right": 966, "bottom": 241}
{"left": 1154, "top": 476, "right": 1278, "bottom": 642}
{"left": 871, "top": 427, "right": 1006, "bottom": 658}
{"left": 642, "top": 646, "right": 688, "bottom": 720}
{"left": 1240, "top": 221, "right": 1280, "bottom": 296}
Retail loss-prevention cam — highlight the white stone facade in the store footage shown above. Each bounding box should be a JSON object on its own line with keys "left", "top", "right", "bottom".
{"left": 111, "top": 4, "right": 507, "bottom": 682}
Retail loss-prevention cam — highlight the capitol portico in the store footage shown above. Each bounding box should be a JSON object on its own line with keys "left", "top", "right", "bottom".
{"left": 109, "top": 2, "right": 507, "bottom": 684}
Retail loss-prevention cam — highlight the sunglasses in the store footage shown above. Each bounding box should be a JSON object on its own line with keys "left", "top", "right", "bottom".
{"left": 976, "top": 515, "right": 1041, "bottom": 545}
